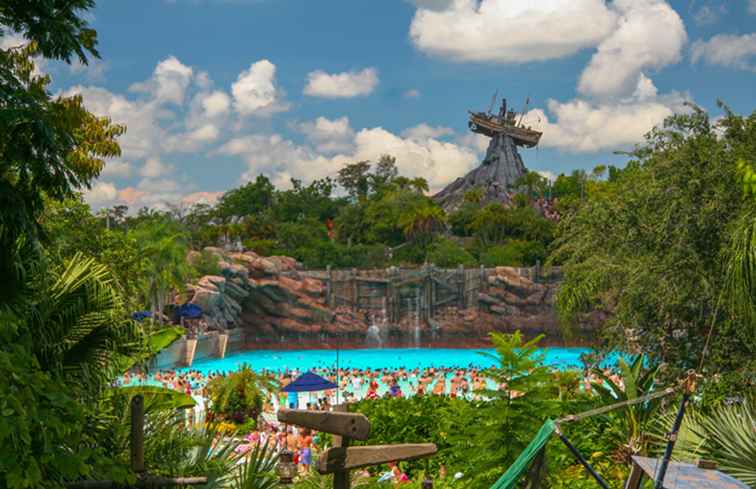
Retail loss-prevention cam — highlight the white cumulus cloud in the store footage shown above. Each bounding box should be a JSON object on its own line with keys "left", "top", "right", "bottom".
{"left": 691, "top": 33, "right": 756, "bottom": 72}
{"left": 522, "top": 93, "right": 687, "bottom": 152}
{"left": 84, "top": 181, "right": 118, "bottom": 205}
{"left": 409, "top": 0, "right": 617, "bottom": 63}
{"left": 303, "top": 68, "right": 379, "bottom": 98}
{"left": 232, "top": 59, "right": 288, "bottom": 116}
{"left": 100, "top": 160, "right": 132, "bottom": 179}
{"left": 294, "top": 116, "right": 356, "bottom": 154}
{"left": 578, "top": 0, "right": 687, "bottom": 98}
{"left": 221, "top": 123, "right": 478, "bottom": 193}
{"left": 201, "top": 90, "right": 231, "bottom": 117}
{"left": 65, "top": 85, "right": 163, "bottom": 161}
{"left": 130, "top": 56, "right": 194, "bottom": 105}
{"left": 401, "top": 123, "right": 454, "bottom": 140}
{"left": 139, "top": 157, "right": 174, "bottom": 178}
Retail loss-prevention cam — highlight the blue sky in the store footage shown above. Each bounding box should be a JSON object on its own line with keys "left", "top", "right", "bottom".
{"left": 33, "top": 0, "right": 756, "bottom": 209}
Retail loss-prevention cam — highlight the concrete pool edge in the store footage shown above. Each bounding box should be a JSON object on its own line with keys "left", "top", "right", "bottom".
{"left": 152, "top": 329, "right": 600, "bottom": 370}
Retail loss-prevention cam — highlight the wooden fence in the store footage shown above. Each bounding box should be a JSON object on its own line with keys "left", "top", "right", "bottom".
{"left": 290, "top": 264, "right": 560, "bottom": 323}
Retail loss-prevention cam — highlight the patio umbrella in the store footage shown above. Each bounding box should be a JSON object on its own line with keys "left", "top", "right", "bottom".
{"left": 282, "top": 371, "right": 337, "bottom": 392}
{"left": 282, "top": 371, "right": 337, "bottom": 409}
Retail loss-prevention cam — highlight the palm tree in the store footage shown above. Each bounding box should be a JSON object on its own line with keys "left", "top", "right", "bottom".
{"left": 399, "top": 204, "right": 446, "bottom": 247}
{"left": 650, "top": 397, "right": 756, "bottom": 486}
{"left": 130, "top": 221, "right": 193, "bottom": 324}
{"left": 723, "top": 207, "right": 756, "bottom": 326}
{"left": 22, "top": 252, "right": 144, "bottom": 392}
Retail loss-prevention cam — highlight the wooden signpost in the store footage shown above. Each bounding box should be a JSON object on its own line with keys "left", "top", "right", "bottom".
{"left": 278, "top": 407, "right": 438, "bottom": 489}
{"left": 67, "top": 395, "right": 208, "bottom": 489}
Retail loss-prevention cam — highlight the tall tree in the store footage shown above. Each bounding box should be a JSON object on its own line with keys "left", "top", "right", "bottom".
{"left": 337, "top": 160, "right": 371, "bottom": 200}
{"left": 1, "top": 7, "right": 123, "bottom": 305}
{"left": 552, "top": 106, "right": 755, "bottom": 391}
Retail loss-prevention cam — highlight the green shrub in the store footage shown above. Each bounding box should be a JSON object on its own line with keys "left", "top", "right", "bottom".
{"left": 192, "top": 249, "right": 222, "bottom": 276}
{"left": 427, "top": 238, "right": 476, "bottom": 267}
{"left": 206, "top": 365, "right": 265, "bottom": 428}
{"left": 479, "top": 240, "right": 546, "bottom": 266}
{"left": 243, "top": 238, "right": 277, "bottom": 257}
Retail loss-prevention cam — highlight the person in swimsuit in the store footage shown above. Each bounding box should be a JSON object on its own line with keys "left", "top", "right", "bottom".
{"left": 298, "top": 429, "right": 313, "bottom": 473}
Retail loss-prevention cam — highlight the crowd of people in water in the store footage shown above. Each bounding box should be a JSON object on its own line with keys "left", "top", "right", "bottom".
{"left": 119, "top": 365, "right": 620, "bottom": 482}
{"left": 121, "top": 365, "right": 619, "bottom": 403}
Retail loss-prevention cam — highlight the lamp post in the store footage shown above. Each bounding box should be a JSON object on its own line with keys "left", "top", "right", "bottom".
{"left": 276, "top": 449, "right": 297, "bottom": 484}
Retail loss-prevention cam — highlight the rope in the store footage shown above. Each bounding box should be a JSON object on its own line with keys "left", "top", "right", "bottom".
{"left": 556, "top": 386, "right": 678, "bottom": 424}
{"left": 556, "top": 371, "right": 698, "bottom": 425}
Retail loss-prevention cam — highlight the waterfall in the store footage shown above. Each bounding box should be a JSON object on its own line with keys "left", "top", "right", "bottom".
{"left": 413, "top": 295, "right": 421, "bottom": 347}
{"left": 365, "top": 297, "right": 387, "bottom": 347}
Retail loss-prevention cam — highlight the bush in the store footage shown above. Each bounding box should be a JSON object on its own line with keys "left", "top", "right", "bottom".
{"left": 206, "top": 366, "right": 265, "bottom": 428}
{"left": 191, "top": 249, "right": 222, "bottom": 276}
{"left": 479, "top": 240, "right": 546, "bottom": 267}
{"left": 242, "top": 239, "right": 277, "bottom": 257}
{"left": 351, "top": 395, "right": 467, "bottom": 477}
{"left": 427, "top": 238, "right": 476, "bottom": 267}
{"left": 339, "top": 243, "right": 389, "bottom": 268}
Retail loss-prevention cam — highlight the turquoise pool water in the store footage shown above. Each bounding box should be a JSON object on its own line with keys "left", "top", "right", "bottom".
{"left": 178, "top": 347, "right": 607, "bottom": 374}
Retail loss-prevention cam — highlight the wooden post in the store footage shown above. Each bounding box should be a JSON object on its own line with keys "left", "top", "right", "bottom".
{"left": 535, "top": 260, "right": 541, "bottom": 284}
{"left": 130, "top": 395, "right": 145, "bottom": 474}
{"left": 332, "top": 404, "right": 350, "bottom": 489}
{"left": 351, "top": 268, "right": 358, "bottom": 312}
{"left": 457, "top": 265, "right": 465, "bottom": 309}
{"left": 280, "top": 407, "right": 438, "bottom": 489}
{"left": 623, "top": 462, "right": 644, "bottom": 489}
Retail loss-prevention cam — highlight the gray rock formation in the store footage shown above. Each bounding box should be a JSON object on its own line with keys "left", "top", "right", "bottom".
{"left": 433, "top": 134, "right": 527, "bottom": 212}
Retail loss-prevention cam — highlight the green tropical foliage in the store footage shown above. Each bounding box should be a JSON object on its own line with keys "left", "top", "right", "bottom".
{"left": 552, "top": 107, "right": 756, "bottom": 393}
{"left": 231, "top": 440, "right": 280, "bottom": 489}
{"left": 650, "top": 397, "right": 756, "bottom": 486}
{"left": 458, "top": 332, "right": 557, "bottom": 486}
{"left": 206, "top": 365, "right": 272, "bottom": 429}
{"left": 589, "top": 355, "right": 662, "bottom": 461}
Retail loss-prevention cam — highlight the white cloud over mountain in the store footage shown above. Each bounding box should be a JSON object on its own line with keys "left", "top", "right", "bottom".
{"left": 577, "top": 0, "right": 687, "bottom": 99}
{"left": 221, "top": 119, "right": 476, "bottom": 193}
{"left": 691, "top": 33, "right": 756, "bottom": 72}
{"left": 401, "top": 123, "right": 454, "bottom": 141}
{"left": 294, "top": 116, "right": 356, "bottom": 154}
{"left": 303, "top": 68, "right": 379, "bottom": 98}
{"left": 522, "top": 92, "right": 687, "bottom": 152}
{"left": 408, "top": 0, "right": 692, "bottom": 153}
{"left": 68, "top": 0, "right": 699, "bottom": 213}
{"left": 409, "top": 0, "right": 618, "bottom": 63}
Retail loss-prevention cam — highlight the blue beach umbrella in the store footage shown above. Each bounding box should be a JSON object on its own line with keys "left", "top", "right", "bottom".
{"left": 131, "top": 311, "right": 153, "bottom": 321}
{"left": 282, "top": 371, "right": 337, "bottom": 393}
{"left": 178, "top": 303, "right": 203, "bottom": 319}
{"left": 282, "top": 371, "right": 337, "bottom": 409}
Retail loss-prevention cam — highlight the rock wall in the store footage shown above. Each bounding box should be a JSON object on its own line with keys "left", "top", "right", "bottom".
{"left": 183, "top": 249, "right": 594, "bottom": 349}
{"left": 185, "top": 248, "right": 370, "bottom": 346}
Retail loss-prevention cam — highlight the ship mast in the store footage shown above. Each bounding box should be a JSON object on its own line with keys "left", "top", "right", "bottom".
{"left": 487, "top": 90, "right": 498, "bottom": 115}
